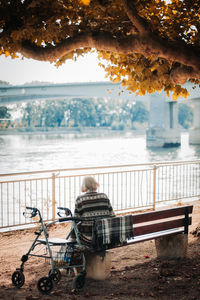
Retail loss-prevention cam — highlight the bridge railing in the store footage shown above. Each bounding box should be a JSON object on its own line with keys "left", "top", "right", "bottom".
{"left": 0, "top": 160, "right": 200, "bottom": 230}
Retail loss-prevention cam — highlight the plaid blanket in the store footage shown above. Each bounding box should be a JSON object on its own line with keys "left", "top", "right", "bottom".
{"left": 95, "top": 215, "right": 134, "bottom": 249}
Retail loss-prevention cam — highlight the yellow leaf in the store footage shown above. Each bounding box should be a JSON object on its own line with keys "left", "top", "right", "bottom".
{"left": 79, "top": 0, "right": 90, "bottom": 5}
{"left": 4, "top": 50, "right": 10, "bottom": 57}
{"left": 138, "top": 89, "right": 145, "bottom": 96}
{"left": 112, "top": 77, "right": 121, "bottom": 83}
{"left": 11, "top": 53, "right": 19, "bottom": 59}
{"left": 172, "top": 93, "right": 178, "bottom": 100}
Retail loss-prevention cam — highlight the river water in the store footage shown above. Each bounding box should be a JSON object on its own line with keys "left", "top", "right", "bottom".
{"left": 1, "top": 131, "right": 200, "bottom": 231}
{"left": 0, "top": 131, "right": 200, "bottom": 174}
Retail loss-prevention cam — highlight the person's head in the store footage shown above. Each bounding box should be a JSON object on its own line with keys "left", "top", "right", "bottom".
{"left": 81, "top": 176, "right": 99, "bottom": 192}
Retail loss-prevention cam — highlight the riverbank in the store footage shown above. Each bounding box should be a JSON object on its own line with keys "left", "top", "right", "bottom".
{"left": 0, "top": 200, "right": 200, "bottom": 300}
{"left": 0, "top": 127, "right": 146, "bottom": 137}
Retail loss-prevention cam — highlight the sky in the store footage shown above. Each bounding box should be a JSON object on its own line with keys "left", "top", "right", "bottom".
{"left": 0, "top": 52, "right": 108, "bottom": 85}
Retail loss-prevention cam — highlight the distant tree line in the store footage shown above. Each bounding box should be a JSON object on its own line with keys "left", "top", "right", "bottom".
{"left": 0, "top": 80, "right": 11, "bottom": 86}
{"left": 0, "top": 98, "right": 193, "bottom": 130}
{"left": 0, "top": 98, "right": 149, "bottom": 130}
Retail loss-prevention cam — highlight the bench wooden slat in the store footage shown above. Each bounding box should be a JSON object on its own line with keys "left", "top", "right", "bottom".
{"left": 134, "top": 217, "right": 192, "bottom": 237}
{"left": 132, "top": 205, "right": 193, "bottom": 224}
{"left": 127, "top": 228, "right": 184, "bottom": 245}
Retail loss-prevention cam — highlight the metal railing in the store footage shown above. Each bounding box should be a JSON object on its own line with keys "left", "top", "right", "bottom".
{"left": 0, "top": 160, "right": 200, "bottom": 230}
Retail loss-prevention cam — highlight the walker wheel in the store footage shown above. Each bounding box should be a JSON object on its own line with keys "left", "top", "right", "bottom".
{"left": 37, "top": 276, "right": 53, "bottom": 294}
{"left": 72, "top": 273, "right": 85, "bottom": 291}
{"left": 12, "top": 270, "right": 25, "bottom": 288}
{"left": 49, "top": 268, "right": 61, "bottom": 283}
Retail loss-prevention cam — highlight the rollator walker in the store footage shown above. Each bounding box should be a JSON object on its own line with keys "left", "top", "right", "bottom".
{"left": 12, "top": 206, "right": 95, "bottom": 295}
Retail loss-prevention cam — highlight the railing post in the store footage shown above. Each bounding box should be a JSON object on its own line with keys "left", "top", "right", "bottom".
{"left": 52, "top": 173, "right": 56, "bottom": 221}
{"left": 153, "top": 165, "right": 157, "bottom": 210}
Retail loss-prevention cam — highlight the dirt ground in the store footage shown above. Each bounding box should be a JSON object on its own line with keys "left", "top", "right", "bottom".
{"left": 1, "top": 201, "right": 200, "bottom": 300}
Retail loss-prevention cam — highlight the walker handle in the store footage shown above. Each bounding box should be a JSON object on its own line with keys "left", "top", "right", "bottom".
{"left": 26, "top": 206, "right": 37, "bottom": 211}
{"left": 23, "top": 207, "right": 38, "bottom": 218}
{"left": 57, "top": 207, "right": 72, "bottom": 217}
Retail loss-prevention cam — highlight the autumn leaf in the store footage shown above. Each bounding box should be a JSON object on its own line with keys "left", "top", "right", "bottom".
{"left": 79, "top": 0, "right": 90, "bottom": 5}
{"left": 4, "top": 51, "right": 10, "bottom": 57}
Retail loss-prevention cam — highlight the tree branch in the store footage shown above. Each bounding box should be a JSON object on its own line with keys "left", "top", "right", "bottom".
{"left": 19, "top": 0, "right": 200, "bottom": 86}
{"left": 170, "top": 65, "right": 200, "bottom": 84}
{"left": 20, "top": 31, "right": 200, "bottom": 71}
{"left": 121, "top": 0, "right": 200, "bottom": 81}
{"left": 20, "top": 32, "right": 143, "bottom": 62}
{"left": 122, "top": 0, "right": 150, "bottom": 35}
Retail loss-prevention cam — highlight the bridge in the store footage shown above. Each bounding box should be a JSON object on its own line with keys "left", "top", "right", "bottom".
{"left": 0, "top": 81, "right": 142, "bottom": 104}
{"left": 0, "top": 81, "right": 199, "bottom": 146}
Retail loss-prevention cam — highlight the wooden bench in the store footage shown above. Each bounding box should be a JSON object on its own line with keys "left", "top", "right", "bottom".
{"left": 127, "top": 204, "right": 193, "bottom": 246}
{"left": 87, "top": 205, "right": 193, "bottom": 279}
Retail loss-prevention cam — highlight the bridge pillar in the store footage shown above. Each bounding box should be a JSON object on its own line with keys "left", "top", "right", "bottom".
{"left": 146, "top": 95, "right": 181, "bottom": 148}
{"left": 189, "top": 100, "right": 200, "bottom": 145}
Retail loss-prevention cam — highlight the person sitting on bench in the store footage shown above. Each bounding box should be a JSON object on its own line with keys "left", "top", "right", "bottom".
{"left": 72, "top": 176, "right": 115, "bottom": 246}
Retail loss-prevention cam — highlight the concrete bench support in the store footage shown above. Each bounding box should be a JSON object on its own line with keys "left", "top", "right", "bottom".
{"left": 85, "top": 251, "right": 111, "bottom": 280}
{"left": 155, "top": 233, "right": 188, "bottom": 259}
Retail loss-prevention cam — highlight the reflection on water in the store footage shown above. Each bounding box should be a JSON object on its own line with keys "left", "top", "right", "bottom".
{"left": 0, "top": 132, "right": 200, "bottom": 174}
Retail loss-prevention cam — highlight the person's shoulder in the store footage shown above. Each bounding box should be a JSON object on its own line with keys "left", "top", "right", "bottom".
{"left": 96, "top": 192, "right": 109, "bottom": 199}
{"left": 76, "top": 192, "right": 93, "bottom": 201}
{"left": 76, "top": 194, "right": 84, "bottom": 202}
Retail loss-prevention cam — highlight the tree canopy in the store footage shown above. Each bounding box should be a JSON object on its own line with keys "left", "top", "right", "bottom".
{"left": 1, "top": 0, "right": 200, "bottom": 99}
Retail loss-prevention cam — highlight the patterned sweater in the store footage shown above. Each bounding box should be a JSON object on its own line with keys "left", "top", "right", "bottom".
{"left": 74, "top": 191, "right": 115, "bottom": 245}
